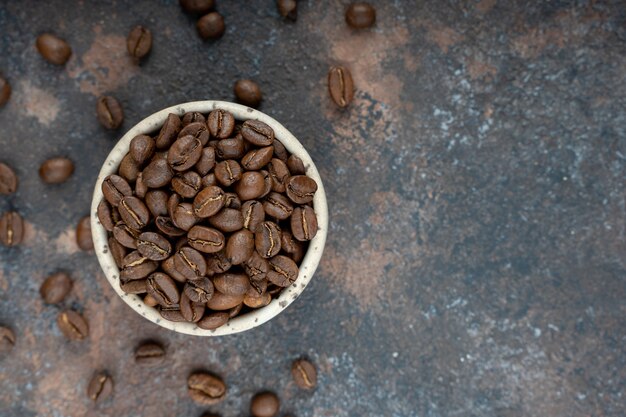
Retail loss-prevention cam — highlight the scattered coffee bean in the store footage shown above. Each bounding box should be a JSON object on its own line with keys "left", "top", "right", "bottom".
{"left": 39, "top": 157, "right": 74, "bottom": 184}
{"left": 57, "top": 310, "right": 89, "bottom": 341}
{"left": 251, "top": 392, "right": 280, "bottom": 417}
{"left": 0, "top": 162, "right": 18, "bottom": 194}
{"left": 291, "top": 358, "right": 317, "bottom": 389}
{"left": 40, "top": 272, "right": 72, "bottom": 304}
{"left": 134, "top": 341, "right": 165, "bottom": 366}
{"left": 36, "top": 33, "right": 72, "bottom": 65}
{"left": 0, "top": 76, "right": 11, "bottom": 107}
{"left": 180, "top": 0, "right": 214, "bottom": 14}
{"left": 198, "top": 312, "right": 230, "bottom": 329}
{"left": 120, "top": 251, "right": 159, "bottom": 280}
{"left": 127, "top": 25, "right": 152, "bottom": 59}
{"left": 0, "top": 211, "right": 24, "bottom": 247}
{"left": 130, "top": 135, "right": 156, "bottom": 165}
{"left": 267, "top": 255, "right": 299, "bottom": 287}
{"left": 207, "top": 109, "right": 235, "bottom": 139}
{"left": 287, "top": 154, "right": 306, "bottom": 175}
{"left": 187, "top": 372, "right": 226, "bottom": 405}
{"left": 255, "top": 221, "right": 282, "bottom": 258}
{"left": 291, "top": 205, "right": 318, "bottom": 241}
{"left": 97, "top": 95, "right": 124, "bottom": 129}
{"left": 234, "top": 79, "right": 262, "bottom": 108}
{"left": 0, "top": 326, "right": 15, "bottom": 359}
{"left": 76, "top": 216, "right": 94, "bottom": 251}
{"left": 277, "top": 0, "right": 297, "bottom": 21}
{"left": 346, "top": 2, "right": 376, "bottom": 28}
{"left": 286, "top": 175, "right": 317, "bottom": 204}
{"left": 328, "top": 65, "right": 354, "bottom": 108}
{"left": 156, "top": 113, "right": 182, "bottom": 149}
{"left": 197, "top": 12, "right": 225, "bottom": 39}
{"left": 87, "top": 372, "right": 113, "bottom": 402}
{"left": 109, "top": 237, "right": 127, "bottom": 268}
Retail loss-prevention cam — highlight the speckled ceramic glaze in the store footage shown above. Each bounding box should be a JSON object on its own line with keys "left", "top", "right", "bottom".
{"left": 91, "top": 101, "right": 328, "bottom": 336}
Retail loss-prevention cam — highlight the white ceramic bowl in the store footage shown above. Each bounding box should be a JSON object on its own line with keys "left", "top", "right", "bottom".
{"left": 91, "top": 101, "right": 328, "bottom": 336}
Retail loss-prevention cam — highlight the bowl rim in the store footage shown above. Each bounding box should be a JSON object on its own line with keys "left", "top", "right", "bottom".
{"left": 90, "top": 100, "right": 328, "bottom": 336}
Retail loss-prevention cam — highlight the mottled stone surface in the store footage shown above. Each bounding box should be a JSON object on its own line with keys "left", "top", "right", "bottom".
{"left": 1, "top": 1, "right": 625, "bottom": 416}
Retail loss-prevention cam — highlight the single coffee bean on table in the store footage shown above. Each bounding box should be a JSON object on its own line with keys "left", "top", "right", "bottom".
{"left": 277, "top": 0, "right": 297, "bottom": 21}
{"left": 87, "top": 372, "right": 113, "bottom": 402}
{"left": 97, "top": 95, "right": 124, "bottom": 129}
{"left": 250, "top": 391, "right": 280, "bottom": 417}
{"left": 328, "top": 66, "right": 354, "bottom": 108}
{"left": 0, "top": 211, "right": 24, "bottom": 247}
{"left": 197, "top": 12, "right": 225, "bottom": 39}
{"left": 187, "top": 372, "right": 226, "bottom": 405}
{"left": 134, "top": 341, "right": 165, "bottom": 366}
{"left": 0, "top": 162, "right": 17, "bottom": 194}
{"left": 0, "top": 76, "right": 11, "bottom": 107}
{"left": 0, "top": 326, "right": 16, "bottom": 359}
{"left": 36, "top": 33, "right": 72, "bottom": 65}
{"left": 346, "top": 2, "right": 376, "bottom": 28}
{"left": 291, "top": 358, "right": 317, "bottom": 389}
{"left": 127, "top": 25, "right": 152, "bottom": 59}
{"left": 39, "top": 157, "right": 74, "bottom": 184}
{"left": 234, "top": 79, "right": 262, "bottom": 108}
{"left": 40, "top": 272, "right": 73, "bottom": 304}
{"left": 57, "top": 310, "right": 89, "bottom": 341}
{"left": 76, "top": 216, "right": 94, "bottom": 251}
{"left": 179, "top": 0, "right": 214, "bottom": 14}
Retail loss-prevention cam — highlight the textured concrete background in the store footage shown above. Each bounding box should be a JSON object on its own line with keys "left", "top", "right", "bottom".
{"left": 1, "top": 1, "right": 626, "bottom": 416}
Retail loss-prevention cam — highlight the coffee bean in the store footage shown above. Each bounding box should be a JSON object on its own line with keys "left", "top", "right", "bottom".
{"left": 267, "top": 283, "right": 283, "bottom": 295}
{"left": 172, "top": 202, "right": 198, "bottom": 231}
{"left": 328, "top": 66, "right": 354, "bottom": 108}
{"left": 39, "top": 157, "right": 74, "bottom": 184}
{"left": 76, "top": 216, "right": 94, "bottom": 251}
{"left": 213, "top": 272, "right": 250, "bottom": 295}
{"left": 267, "top": 158, "right": 290, "bottom": 192}
{"left": 286, "top": 175, "right": 317, "bottom": 204}
{"left": 0, "top": 326, "right": 15, "bottom": 359}
{"left": 36, "top": 33, "right": 72, "bottom": 65}
{"left": 208, "top": 208, "right": 243, "bottom": 233}
{"left": 102, "top": 175, "right": 132, "bottom": 207}
{"left": 109, "top": 237, "right": 127, "bottom": 268}
{"left": 241, "top": 120, "right": 274, "bottom": 146}
{"left": 97, "top": 200, "right": 115, "bottom": 232}
{"left": 244, "top": 251, "right": 269, "bottom": 281}
{"left": 197, "top": 12, "right": 225, "bottom": 39}
{"left": 130, "top": 134, "right": 156, "bottom": 165}
{"left": 0, "top": 162, "right": 18, "bottom": 194}
{"left": 248, "top": 277, "right": 268, "bottom": 295}
{"left": 160, "top": 256, "right": 185, "bottom": 283}
{"left": 119, "top": 153, "right": 140, "bottom": 182}
{"left": 207, "top": 109, "right": 235, "bottom": 139}
{"left": 40, "top": 272, "right": 72, "bottom": 304}
{"left": 206, "top": 250, "right": 232, "bottom": 275}
{"left": 127, "top": 25, "right": 152, "bottom": 59}
{"left": 179, "top": 0, "right": 214, "bottom": 13}
{"left": 118, "top": 196, "right": 150, "bottom": 230}
{"left": 255, "top": 221, "right": 282, "bottom": 258}
{"left": 214, "top": 160, "right": 243, "bottom": 187}
{"left": 259, "top": 170, "right": 273, "bottom": 199}
{"left": 142, "top": 158, "right": 173, "bottom": 188}
{"left": 234, "top": 79, "right": 262, "bottom": 108}
{"left": 168, "top": 193, "right": 181, "bottom": 218}
{"left": 159, "top": 306, "right": 186, "bottom": 321}
{"left": 197, "top": 312, "right": 230, "bottom": 330}
{"left": 193, "top": 186, "right": 225, "bottom": 218}
{"left": 180, "top": 122, "right": 210, "bottom": 146}
{"left": 188, "top": 225, "right": 225, "bottom": 254}
{"left": 168, "top": 135, "right": 203, "bottom": 171}
{"left": 87, "top": 372, "right": 113, "bottom": 402}
{"left": 241, "top": 200, "right": 265, "bottom": 232}
{"left": 174, "top": 246, "right": 207, "bottom": 280}
{"left": 120, "top": 251, "right": 159, "bottom": 280}
{"left": 145, "top": 191, "right": 169, "bottom": 217}
{"left": 224, "top": 192, "right": 243, "bottom": 209}
{"left": 277, "top": 0, "right": 297, "bottom": 20}
{"left": 96, "top": 95, "right": 124, "bottom": 129}
{"left": 287, "top": 154, "right": 306, "bottom": 175}
{"left": 180, "top": 292, "right": 206, "bottom": 322}
{"left": 183, "top": 277, "right": 214, "bottom": 303}
{"left": 280, "top": 231, "right": 304, "bottom": 259}
{"left": 0, "top": 211, "right": 24, "bottom": 247}
{"left": 57, "top": 310, "right": 89, "bottom": 341}
{"left": 137, "top": 232, "right": 171, "bottom": 261}
{"left": 267, "top": 255, "right": 298, "bottom": 287}
{"left": 272, "top": 140, "right": 289, "bottom": 162}
{"left": 144, "top": 294, "right": 159, "bottom": 307}
{"left": 172, "top": 171, "right": 202, "bottom": 198}
{"left": 196, "top": 147, "right": 216, "bottom": 175}
{"left": 346, "top": 2, "right": 376, "bottom": 28}
{"left": 263, "top": 192, "right": 294, "bottom": 220}
{"left": 113, "top": 221, "right": 139, "bottom": 249}
{"left": 201, "top": 172, "right": 217, "bottom": 188}
{"left": 206, "top": 292, "right": 244, "bottom": 310}
{"left": 228, "top": 302, "right": 243, "bottom": 318}
{"left": 241, "top": 146, "right": 273, "bottom": 171}
{"left": 187, "top": 372, "right": 226, "bottom": 405}
{"left": 216, "top": 136, "right": 246, "bottom": 160}
{"left": 182, "top": 111, "right": 206, "bottom": 126}
{"left": 0, "top": 76, "right": 11, "bottom": 107}
{"left": 135, "top": 173, "right": 148, "bottom": 198}
{"left": 232, "top": 171, "right": 264, "bottom": 201}
{"left": 134, "top": 341, "right": 165, "bottom": 366}
{"left": 225, "top": 229, "right": 255, "bottom": 265}
{"left": 147, "top": 272, "right": 180, "bottom": 306}
{"left": 251, "top": 392, "right": 280, "bottom": 417}
{"left": 243, "top": 291, "right": 271, "bottom": 308}
{"left": 291, "top": 205, "right": 318, "bottom": 241}
{"left": 291, "top": 358, "right": 317, "bottom": 389}
{"left": 155, "top": 216, "right": 186, "bottom": 237}
{"left": 156, "top": 113, "right": 182, "bottom": 149}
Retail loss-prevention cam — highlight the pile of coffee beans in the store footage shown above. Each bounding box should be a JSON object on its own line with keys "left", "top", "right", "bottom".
{"left": 98, "top": 109, "right": 319, "bottom": 330}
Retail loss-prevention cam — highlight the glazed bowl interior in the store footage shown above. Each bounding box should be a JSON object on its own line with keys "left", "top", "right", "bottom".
{"left": 91, "top": 101, "right": 328, "bottom": 336}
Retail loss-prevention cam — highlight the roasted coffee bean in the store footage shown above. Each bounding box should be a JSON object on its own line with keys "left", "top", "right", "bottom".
{"left": 109, "top": 237, "right": 127, "bottom": 267}
{"left": 286, "top": 175, "right": 317, "bottom": 204}
{"left": 180, "top": 122, "right": 210, "bottom": 146}
{"left": 179, "top": 0, "right": 214, "bottom": 13}
{"left": 224, "top": 192, "right": 242, "bottom": 209}
{"left": 241, "top": 146, "right": 273, "bottom": 171}
{"left": 102, "top": 175, "right": 132, "bottom": 207}
{"left": 267, "top": 158, "right": 290, "bottom": 192}
{"left": 76, "top": 216, "right": 94, "bottom": 251}
{"left": 119, "top": 153, "right": 140, "bottom": 182}
{"left": 263, "top": 192, "right": 293, "bottom": 220}
{"left": 244, "top": 251, "right": 269, "bottom": 281}
{"left": 134, "top": 342, "right": 165, "bottom": 366}
{"left": 120, "top": 279, "right": 147, "bottom": 294}
{"left": 291, "top": 359, "right": 317, "bottom": 389}
{"left": 176, "top": 236, "right": 189, "bottom": 251}
{"left": 184, "top": 277, "right": 214, "bottom": 303}
{"left": 280, "top": 231, "right": 304, "bottom": 256}
{"left": 201, "top": 172, "right": 217, "bottom": 188}
{"left": 168, "top": 135, "right": 203, "bottom": 171}
{"left": 291, "top": 205, "right": 318, "bottom": 241}
{"left": 187, "top": 372, "right": 226, "bottom": 405}
{"left": 277, "top": 0, "right": 297, "bottom": 20}
{"left": 0, "top": 211, "right": 24, "bottom": 247}
{"left": 248, "top": 276, "right": 268, "bottom": 295}
{"left": 135, "top": 173, "right": 148, "bottom": 198}
{"left": 145, "top": 190, "right": 169, "bottom": 217}
{"left": 207, "top": 109, "right": 235, "bottom": 139}
{"left": 328, "top": 66, "right": 354, "bottom": 108}
{"left": 156, "top": 113, "right": 182, "bottom": 149}
{"left": 87, "top": 372, "right": 113, "bottom": 402}
{"left": 272, "top": 140, "right": 289, "bottom": 162}
{"left": 267, "top": 283, "right": 283, "bottom": 296}
{"left": 0, "top": 326, "right": 15, "bottom": 359}
{"left": 206, "top": 292, "right": 244, "bottom": 310}
{"left": 234, "top": 79, "right": 262, "bottom": 108}
{"left": 208, "top": 139, "right": 220, "bottom": 148}
{"left": 161, "top": 256, "right": 187, "bottom": 283}
{"left": 214, "top": 160, "right": 242, "bottom": 187}
{"left": 147, "top": 272, "right": 180, "bottom": 306}
{"left": 287, "top": 154, "right": 306, "bottom": 175}
{"left": 182, "top": 111, "right": 206, "bottom": 126}
{"left": 255, "top": 221, "right": 282, "bottom": 258}
{"left": 188, "top": 225, "right": 225, "bottom": 254}
{"left": 216, "top": 136, "right": 246, "bottom": 160}
{"left": 36, "top": 33, "right": 72, "bottom": 65}
{"left": 196, "top": 147, "right": 216, "bottom": 175}
{"left": 96, "top": 95, "right": 124, "bottom": 129}
{"left": 137, "top": 232, "right": 171, "bottom": 261}
{"left": 168, "top": 193, "right": 181, "bottom": 218}
{"left": 40, "top": 272, "right": 72, "bottom": 304}
{"left": 197, "top": 12, "right": 225, "bottom": 39}
{"left": 97, "top": 200, "right": 116, "bottom": 232}
{"left": 206, "top": 251, "right": 232, "bottom": 275}
{"left": 0, "top": 76, "right": 11, "bottom": 107}
{"left": 155, "top": 216, "right": 185, "bottom": 237}
{"left": 39, "top": 157, "right": 74, "bottom": 184}
{"left": 144, "top": 294, "right": 159, "bottom": 307}
{"left": 174, "top": 246, "right": 207, "bottom": 280}
{"left": 129, "top": 135, "right": 156, "bottom": 165}
{"left": 207, "top": 208, "right": 243, "bottom": 233}
{"left": 267, "top": 255, "right": 299, "bottom": 287}
{"left": 225, "top": 230, "right": 254, "bottom": 265}
{"left": 193, "top": 186, "right": 225, "bottom": 218}
{"left": 113, "top": 221, "right": 139, "bottom": 249}
{"left": 180, "top": 292, "right": 206, "bottom": 322}
{"left": 172, "top": 202, "right": 198, "bottom": 231}
{"left": 251, "top": 392, "right": 280, "bottom": 417}
{"left": 118, "top": 196, "right": 150, "bottom": 230}
{"left": 233, "top": 171, "right": 265, "bottom": 201}
{"left": 241, "top": 120, "right": 274, "bottom": 146}
{"left": 160, "top": 306, "right": 185, "bottom": 321}
{"left": 241, "top": 200, "right": 265, "bottom": 232}
{"left": 243, "top": 291, "right": 271, "bottom": 308}
{"left": 213, "top": 272, "right": 250, "bottom": 295}
{"left": 0, "top": 162, "right": 17, "bottom": 194}
{"left": 57, "top": 310, "right": 89, "bottom": 340}
{"left": 143, "top": 158, "right": 173, "bottom": 188}
{"left": 172, "top": 171, "right": 202, "bottom": 198}
{"left": 259, "top": 170, "right": 273, "bottom": 199}
{"left": 197, "top": 312, "right": 230, "bottom": 330}
{"left": 346, "top": 2, "right": 376, "bottom": 28}
{"left": 120, "top": 251, "right": 158, "bottom": 280}
{"left": 127, "top": 25, "right": 152, "bottom": 59}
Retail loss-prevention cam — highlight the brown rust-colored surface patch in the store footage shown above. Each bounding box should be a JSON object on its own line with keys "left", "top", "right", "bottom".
{"left": 17, "top": 80, "right": 61, "bottom": 126}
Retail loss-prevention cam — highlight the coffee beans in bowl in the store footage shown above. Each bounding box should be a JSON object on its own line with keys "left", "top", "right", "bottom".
{"left": 92, "top": 101, "right": 328, "bottom": 335}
